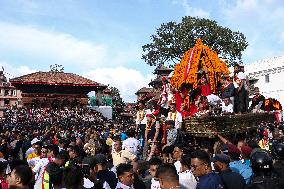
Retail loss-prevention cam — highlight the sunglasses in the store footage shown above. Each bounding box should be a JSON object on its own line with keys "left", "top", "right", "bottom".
{"left": 190, "top": 163, "right": 207, "bottom": 170}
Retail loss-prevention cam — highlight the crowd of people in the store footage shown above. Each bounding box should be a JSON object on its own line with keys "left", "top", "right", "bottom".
{"left": 0, "top": 63, "right": 283, "bottom": 189}
{"left": 151, "top": 64, "right": 281, "bottom": 120}
{"left": 0, "top": 103, "right": 283, "bottom": 189}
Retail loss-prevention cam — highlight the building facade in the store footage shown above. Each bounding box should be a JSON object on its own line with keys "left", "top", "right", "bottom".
{"left": 246, "top": 56, "right": 284, "bottom": 107}
{"left": 0, "top": 71, "right": 22, "bottom": 108}
{"left": 10, "top": 71, "right": 106, "bottom": 108}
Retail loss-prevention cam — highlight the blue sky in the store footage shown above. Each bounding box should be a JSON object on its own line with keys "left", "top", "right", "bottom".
{"left": 0, "top": 0, "right": 284, "bottom": 102}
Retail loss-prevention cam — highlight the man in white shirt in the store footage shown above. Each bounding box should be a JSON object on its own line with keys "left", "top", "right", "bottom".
{"left": 167, "top": 103, "right": 182, "bottom": 129}
{"left": 173, "top": 145, "right": 184, "bottom": 173}
{"left": 25, "top": 138, "right": 40, "bottom": 158}
{"left": 207, "top": 93, "right": 222, "bottom": 106}
{"left": 135, "top": 102, "right": 147, "bottom": 141}
{"left": 222, "top": 97, "right": 234, "bottom": 114}
{"left": 179, "top": 154, "right": 197, "bottom": 189}
{"left": 33, "top": 145, "right": 58, "bottom": 189}
{"left": 122, "top": 129, "right": 141, "bottom": 155}
{"left": 148, "top": 157, "right": 163, "bottom": 189}
{"left": 115, "top": 163, "right": 135, "bottom": 189}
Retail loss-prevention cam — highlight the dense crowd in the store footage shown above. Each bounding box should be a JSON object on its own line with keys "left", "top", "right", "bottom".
{"left": 150, "top": 64, "right": 281, "bottom": 121}
{"left": 0, "top": 103, "right": 283, "bottom": 189}
{"left": 0, "top": 63, "right": 283, "bottom": 189}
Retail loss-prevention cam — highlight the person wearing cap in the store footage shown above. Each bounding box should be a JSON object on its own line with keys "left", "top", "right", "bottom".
{"left": 191, "top": 150, "right": 224, "bottom": 189}
{"left": 249, "top": 87, "right": 265, "bottom": 112}
{"left": 214, "top": 132, "right": 252, "bottom": 184}
{"left": 167, "top": 103, "right": 182, "bottom": 129}
{"left": 221, "top": 97, "right": 234, "bottom": 115}
{"left": 27, "top": 141, "right": 42, "bottom": 167}
{"left": 240, "top": 146, "right": 252, "bottom": 167}
{"left": 212, "top": 154, "right": 245, "bottom": 189}
{"left": 25, "top": 138, "right": 40, "bottom": 158}
{"left": 234, "top": 66, "right": 248, "bottom": 114}
{"left": 259, "top": 130, "right": 269, "bottom": 151}
{"left": 122, "top": 129, "right": 141, "bottom": 156}
{"left": 227, "top": 144, "right": 252, "bottom": 184}
{"left": 32, "top": 145, "right": 59, "bottom": 189}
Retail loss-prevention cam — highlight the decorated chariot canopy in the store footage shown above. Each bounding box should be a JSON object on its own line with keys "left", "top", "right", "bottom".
{"left": 170, "top": 38, "right": 230, "bottom": 92}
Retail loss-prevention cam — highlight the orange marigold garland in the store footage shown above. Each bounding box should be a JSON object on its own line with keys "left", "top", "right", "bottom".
{"left": 170, "top": 39, "right": 230, "bottom": 92}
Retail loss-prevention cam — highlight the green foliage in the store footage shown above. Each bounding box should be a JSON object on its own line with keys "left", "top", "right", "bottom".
{"left": 109, "top": 86, "right": 125, "bottom": 121}
{"left": 142, "top": 16, "right": 248, "bottom": 67}
{"left": 50, "top": 64, "right": 64, "bottom": 72}
{"left": 89, "top": 96, "right": 96, "bottom": 106}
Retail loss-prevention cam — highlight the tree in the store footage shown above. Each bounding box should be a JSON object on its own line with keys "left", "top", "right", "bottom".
{"left": 109, "top": 86, "right": 125, "bottom": 121}
{"left": 50, "top": 64, "right": 64, "bottom": 72}
{"left": 142, "top": 16, "right": 248, "bottom": 67}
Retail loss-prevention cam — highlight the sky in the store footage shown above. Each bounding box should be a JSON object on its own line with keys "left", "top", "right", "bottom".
{"left": 0, "top": 0, "right": 284, "bottom": 102}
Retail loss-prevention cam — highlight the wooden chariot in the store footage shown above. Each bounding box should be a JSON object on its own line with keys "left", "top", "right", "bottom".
{"left": 184, "top": 113, "right": 276, "bottom": 138}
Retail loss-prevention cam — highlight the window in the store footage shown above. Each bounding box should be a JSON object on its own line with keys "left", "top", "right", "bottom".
{"left": 4, "top": 99, "right": 10, "bottom": 105}
{"left": 265, "top": 74, "right": 269, "bottom": 83}
{"left": 4, "top": 90, "right": 9, "bottom": 96}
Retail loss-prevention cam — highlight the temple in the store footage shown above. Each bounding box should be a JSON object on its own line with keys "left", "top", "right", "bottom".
{"left": 148, "top": 64, "right": 173, "bottom": 89}
{"left": 10, "top": 71, "right": 106, "bottom": 108}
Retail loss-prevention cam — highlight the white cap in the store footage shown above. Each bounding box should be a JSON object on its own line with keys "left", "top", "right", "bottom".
{"left": 237, "top": 72, "right": 246, "bottom": 80}
{"left": 31, "top": 138, "right": 40, "bottom": 145}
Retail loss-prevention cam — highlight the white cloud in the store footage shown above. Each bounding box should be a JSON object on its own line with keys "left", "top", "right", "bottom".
{"left": 221, "top": 0, "right": 284, "bottom": 62}
{"left": 0, "top": 22, "right": 108, "bottom": 68}
{"left": 181, "top": 0, "right": 210, "bottom": 18}
{"left": 0, "top": 61, "right": 36, "bottom": 79}
{"left": 15, "top": 66, "right": 37, "bottom": 76}
{"left": 84, "top": 67, "right": 153, "bottom": 102}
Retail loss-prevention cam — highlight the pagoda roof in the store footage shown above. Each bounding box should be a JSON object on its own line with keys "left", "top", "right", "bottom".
{"left": 10, "top": 71, "right": 106, "bottom": 88}
{"left": 154, "top": 64, "right": 173, "bottom": 72}
{"left": 135, "top": 87, "right": 155, "bottom": 95}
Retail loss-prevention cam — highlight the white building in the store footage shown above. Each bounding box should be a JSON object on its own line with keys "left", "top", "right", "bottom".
{"left": 245, "top": 56, "right": 284, "bottom": 107}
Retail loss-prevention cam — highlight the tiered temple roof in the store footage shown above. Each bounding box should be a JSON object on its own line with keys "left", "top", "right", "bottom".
{"left": 10, "top": 71, "right": 106, "bottom": 107}
{"left": 11, "top": 71, "right": 105, "bottom": 88}
{"left": 153, "top": 64, "right": 173, "bottom": 75}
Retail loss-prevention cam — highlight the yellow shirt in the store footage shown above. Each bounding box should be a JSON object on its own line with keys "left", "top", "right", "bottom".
{"left": 27, "top": 152, "right": 40, "bottom": 160}
{"left": 112, "top": 150, "right": 136, "bottom": 167}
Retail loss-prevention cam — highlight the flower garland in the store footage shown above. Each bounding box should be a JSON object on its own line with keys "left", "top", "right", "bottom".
{"left": 137, "top": 110, "right": 145, "bottom": 122}
{"left": 169, "top": 112, "right": 177, "bottom": 121}
{"left": 146, "top": 119, "right": 153, "bottom": 131}
{"left": 170, "top": 39, "right": 230, "bottom": 92}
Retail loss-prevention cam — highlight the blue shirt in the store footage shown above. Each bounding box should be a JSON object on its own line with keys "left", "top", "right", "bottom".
{"left": 197, "top": 172, "right": 224, "bottom": 189}
{"left": 120, "top": 133, "right": 127, "bottom": 141}
{"left": 229, "top": 160, "right": 252, "bottom": 184}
